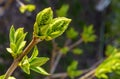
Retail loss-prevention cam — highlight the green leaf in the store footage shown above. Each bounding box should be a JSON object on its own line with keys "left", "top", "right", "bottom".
{"left": 8, "top": 76, "right": 16, "bottom": 79}
{"left": 10, "top": 25, "right": 15, "bottom": 43}
{"left": 36, "top": 7, "right": 53, "bottom": 26}
{"left": 19, "top": 56, "right": 30, "bottom": 74}
{"left": 81, "top": 25, "right": 96, "bottom": 43}
{"left": 66, "top": 27, "right": 78, "bottom": 39}
{"left": 29, "top": 46, "right": 38, "bottom": 61}
{"left": 8, "top": 26, "right": 27, "bottom": 58}
{"left": 14, "top": 28, "right": 24, "bottom": 43}
{"left": 34, "top": 7, "right": 53, "bottom": 37}
{"left": 30, "top": 57, "right": 49, "bottom": 67}
{"left": 72, "top": 48, "right": 83, "bottom": 55}
{"left": 16, "top": 41, "right": 26, "bottom": 54}
{"left": 19, "top": 5, "right": 27, "bottom": 13}
{"left": 46, "top": 17, "right": 71, "bottom": 40}
{"left": 26, "top": 4, "right": 36, "bottom": 12}
{"left": 19, "top": 4, "right": 36, "bottom": 13}
{"left": 10, "top": 43, "right": 16, "bottom": 53}
{"left": 0, "top": 75, "right": 16, "bottom": 79}
{"left": 30, "top": 67, "right": 49, "bottom": 75}
{"left": 6, "top": 48, "right": 16, "bottom": 58}
{"left": 56, "top": 4, "right": 69, "bottom": 17}
{"left": 16, "top": 33, "right": 27, "bottom": 48}
{"left": 67, "top": 60, "right": 82, "bottom": 79}
{"left": 60, "top": 47, "right": 69, "bottom": 54}
{"left": 6, "top": 48, "right": 13, "bottom": 54}
{"left": 95, "top": 49, "right": 120, "bottom": 79}
{"left": 105, "top": 45, "right": 117, "bottom": 56}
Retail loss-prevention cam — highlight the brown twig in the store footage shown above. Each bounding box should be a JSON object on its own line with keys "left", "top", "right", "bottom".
{"left": 79, "top": 59, "right": 104, "bottom": 79}
{"left": 50, "top": 39, "right": 58, "bottom": 73}
{"left": 46, "top": 59, "right": 104, "bottom": 79}
{"left": 50, "top": 38, "right": 83, "bottom": 74}
{"left": 4, "top": 37, "right": 41, "bottom": 79}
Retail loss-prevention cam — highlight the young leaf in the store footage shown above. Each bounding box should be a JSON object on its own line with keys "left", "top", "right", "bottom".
{"left": 45, "top": 17, "right": 71, "bottom": 40}
{"left": 67, "top": 60, "right": 82, "bottom": 79}
{"left": 14, "top": 28, "right": 24, "bottom": 43}
{"left": 72, "top": 48, "right": 83, "bottom": 55}
{"left": 16, "top": 41, "right": 26, "bottom": 54}
{"left": 19, "top": 56, "right": 30, "bottom": 74}
{"left": 29, "top": 46, "right": 38, "bottom": 61}
{"left": 56, "top": 4, "right": 69, "bottom": 17}
{"left": 66, "top": 27, "right": 78, "bottom": 39}
{"left": 7, "top": 26, "right": 27, "bottom": 58}
{"left": 10, "top": 25, "right": 15, "bottom": 43}
{"left": 26, "top": 4, "right": 36, "bottom": 12}
{"left": 30, "top": 67, "right": 49, "bottom": 75}
{"left": 30, "top": 57, "right": 49, "bottom": 67}
{"left": 16, "top": 33, "right": 27, "bottom": 48}
{"left": 81, "top": 25, "right": 96, "bottom": 43}
{"left": 105, "top": 45, "right": 117, "bottom": 56}
{"left": 36, "top": 7, "right": 53, "bottom": 26}
{"left": 19, "top": 4, "right": 36, "bottom": 13}
{"left": 0, "top": 75, "right": 16, "bottom": 79}
{"left": 60, "top": 47, "right": 69, "bottom": 54}
{"left": 33, "top": 7, "right": 53, "bottom": 37}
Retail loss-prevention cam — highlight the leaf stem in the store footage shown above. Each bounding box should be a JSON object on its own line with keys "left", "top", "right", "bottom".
{"left": 4, "top": 36, "right": 41, "bottom": 79}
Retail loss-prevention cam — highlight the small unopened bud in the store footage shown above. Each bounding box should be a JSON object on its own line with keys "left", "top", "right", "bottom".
{"left": 45, "top": 17, "right": 71, "bottom": 40}
{"left": 36, "top": 7, "right": 53, "bottom": 26}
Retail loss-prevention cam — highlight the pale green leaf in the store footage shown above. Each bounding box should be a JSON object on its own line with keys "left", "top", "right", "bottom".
{"left": 30, "top": 67, "right": 49, "bottom": 75}
{"left": 19, "top": 5, "right": 26, "bottom": 13}
{"left": 30, "top": 57, "right": 49, "bottom": 67}
{"left": 16, "top": 32, "right": 27, "bottom": 48}
{"left": 14, "top": 28, "right": 24, "bottom": 43}
{"left": 67, "top": 60, "right": 81, "bottom": 79}
{"left": 10, "top": 25, "right": 15, "bottom": 43}
{"left": 29, "top": 46, "right": 38, "bottom": 61}
{"left": 72, "top": 48, "right": 83, "bottom": 55}
{"left": 56, "top": 4, "right": 69, "bottom": 17}
{"left": 19, "top": 56, "right": 30, "bottom": 74}
{"left": 60, "top": 47, "right": 69, "bottom": 54}
{"left": 0, "top": 75, "right": 16, "bottom": 79}
{"left": 66, "top": 27, "right": 78, "bottom": 39}
{"left": 81, "top": 25, "right": 96, "bottom": 43}
{"left": 16, "top": 41, "right": 26, "bottom": 54}
{"left": 26, "top": 4, "right": 36, "bottom": 12}
{"left": 6, "top": 48, "right": 13, "bottom": 53}
{"left": 36, "top": 7, "right": 53, "bottom": 26}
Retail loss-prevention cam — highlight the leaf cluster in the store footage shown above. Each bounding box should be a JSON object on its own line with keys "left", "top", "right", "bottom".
{"left": 19, "top": 46, "right": 49, "bottom": 75}
{"left": 67, "top": 60, "right": 82, "bottom": 79}
{"left": 95, "top": 46, "right": 120, "bottom": 79}
{"left": 81, "top": 25, "right": 96, "bottom": 43}
{"left": 7, "top": 26, "right": 27, "bottom": 58}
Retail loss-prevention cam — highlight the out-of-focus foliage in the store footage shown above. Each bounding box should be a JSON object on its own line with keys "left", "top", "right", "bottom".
{"left": 72, "top": 48, "right": 83, "bottom": 55}
{"left": 56, "top": 4, "right": 69, "bottom": 17}
{"left": 66, "top": 27, "right": 78, "bottom": 39}
{"left": 60, "top": 47, "right": 69, "bottom": 54}
{"left": 95, "top": 46, "right": 120, "bottom": 79}
{"left": 67, "top": 60, "right": 82, "bottom": 79}
{"left": 105, "top": 45, "right": 116, "bottom": 56}
{"left": 81, "top": 25, "right": 96, "bottom": 43}
{"left": 19, "top": 4, "right": 36, "bottom": 13}
{"left": 106, "top": 0, "right": 120, "bottom": 46}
